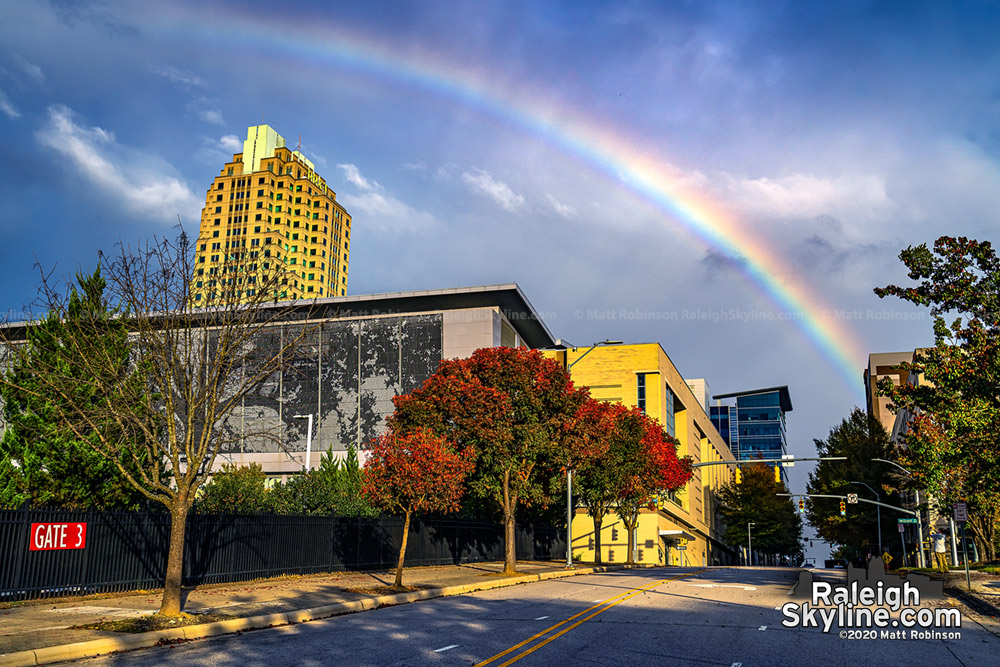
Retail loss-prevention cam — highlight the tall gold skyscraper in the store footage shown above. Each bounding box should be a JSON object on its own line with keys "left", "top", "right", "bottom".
{"left": 192, "top": 125, "right": 351, "bottom": 304}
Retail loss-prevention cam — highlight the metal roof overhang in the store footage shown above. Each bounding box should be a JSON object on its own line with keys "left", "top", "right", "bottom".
{"left": 659, "top": 530, "right": 698, "bottom": 542}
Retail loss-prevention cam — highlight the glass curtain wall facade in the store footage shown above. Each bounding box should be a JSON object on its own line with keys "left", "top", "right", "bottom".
{"left": 711, "top": 387, "right": 791, "bottom": 462}
{"left": 733, "top": 391, "right": 786, "bottom": 460}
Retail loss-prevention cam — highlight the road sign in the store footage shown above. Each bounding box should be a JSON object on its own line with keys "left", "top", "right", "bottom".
{"left": 846, "top": 494, "right": 858, "bottom": 504}
{"left": 881, "top": 552, "right": 893, "bottom": 567}
{"left": 954, "top": 502, "right": 968, "bottom": 522}
{"left": 29, "top": 522, "right": 87, "bottom": 551}
{"left": 898, "top": 518, "right": 918, "bottom": 524}
{"left": 781, "top": 454, "right": 795, "bottom": 468}
{"left": 676, "top": 545, "right": 687, "bottom": 551}
{"left": 898, "top": 523, "right": 905, "bottom": 533}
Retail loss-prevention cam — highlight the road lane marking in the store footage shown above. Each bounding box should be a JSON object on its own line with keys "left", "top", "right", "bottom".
{"left": 475, "top": 569, "right": 706, "bottom": 667}
{"left": 690, "top": 584, "right": 756, "bottom": 590}
{"left": 759, "top": 626, "right": 767, "bottom": 631}
{"left": 731, "top": 663, "right": 743, "bottom": 666}
{"left": 534, "top": 616, "right": 549, "bottom": 621}
{"left": 435, "top": 645, "right": 459, "bottom": 653}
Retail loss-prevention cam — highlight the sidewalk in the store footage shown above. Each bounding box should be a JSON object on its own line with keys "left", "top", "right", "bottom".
{"left": 0, "top": 560, "right": 641, "bottom": 666}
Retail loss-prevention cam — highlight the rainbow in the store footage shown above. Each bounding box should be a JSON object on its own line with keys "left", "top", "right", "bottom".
{"left": 150, "top": 6, "right": 867, "bottom": 397}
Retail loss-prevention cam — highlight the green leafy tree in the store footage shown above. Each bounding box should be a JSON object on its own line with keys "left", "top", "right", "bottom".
{"left": 195, "top": 463, "right": 273, "bottom": 514}
{"left": 0, "top": 269, "right": 150, "bottom": 510}
{"left": 875, "top": 236, "right": 1000, "bottom": 560}
{"left": 273, "top": 447, "right": 377, "bottom": 516}
{"left": 389, "top": 347, "right": 587, "bottom": 575}
{"left": 717, "top": 461, "right": 802, "bottom": 559}
{"left": 0, "top": 234, "right": 309, "bottom": 617}
{"left": 806, "top": 409, "right": 900, "bottom": 559}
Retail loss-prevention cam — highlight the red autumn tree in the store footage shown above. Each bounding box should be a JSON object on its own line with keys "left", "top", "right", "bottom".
{"left": 613, "top": 416, "right": 692, "bottom": 564}
{"left": 362, "top": 428, "right": 474, "bottom": 587}
{"left": 572, "top": 400, "right": 630, "bottom": 564}
{"left": 389, "top": 347, "right": 587, "bottom": 575}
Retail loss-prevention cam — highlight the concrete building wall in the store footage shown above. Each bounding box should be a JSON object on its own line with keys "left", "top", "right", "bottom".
{"left": 548, "top": 343, "right": 737, "bottom": 566}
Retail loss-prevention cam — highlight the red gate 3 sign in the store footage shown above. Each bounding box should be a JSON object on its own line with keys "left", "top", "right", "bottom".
{"left": 29, "top": 523, "right": 87, "bottom": 551}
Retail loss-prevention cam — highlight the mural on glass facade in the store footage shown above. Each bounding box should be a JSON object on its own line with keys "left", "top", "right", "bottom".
{"left": 220, "top": 314, "right": 443, "bottom": 455}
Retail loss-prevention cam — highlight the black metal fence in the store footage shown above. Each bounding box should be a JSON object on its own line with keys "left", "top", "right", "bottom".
{"left": 0, "top": 506, "right": 565, "bottom": 602}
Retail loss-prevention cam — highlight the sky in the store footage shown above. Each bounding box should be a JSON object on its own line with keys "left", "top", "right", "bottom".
{"left": 2, "top": 0, "right": 998, "bottom": 554}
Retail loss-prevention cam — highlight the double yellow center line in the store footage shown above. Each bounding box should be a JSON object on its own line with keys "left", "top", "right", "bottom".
{"left": 474, "top": 568, "right": 705, "bottom": 667}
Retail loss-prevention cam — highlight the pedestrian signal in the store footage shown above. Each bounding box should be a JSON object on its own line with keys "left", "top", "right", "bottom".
{"left": 839, "top": 501, "right": 846, "bottom": 516}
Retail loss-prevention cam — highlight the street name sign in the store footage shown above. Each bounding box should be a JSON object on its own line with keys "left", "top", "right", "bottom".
{"left": 898, "top": 518, "right": 918, "bottom": 524}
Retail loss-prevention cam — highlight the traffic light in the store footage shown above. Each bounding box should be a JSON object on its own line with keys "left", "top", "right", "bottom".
{"left": 774, "top": 466, "right": 781, "bottom": 483}
{"left": 735, "top": 468, "right": 742, "bottom": 484}
{"left": 798, "top": 499, "right": 805, "bottom": 514}
{"left": 839, "top": 500, "right": 846, "bottom": 516}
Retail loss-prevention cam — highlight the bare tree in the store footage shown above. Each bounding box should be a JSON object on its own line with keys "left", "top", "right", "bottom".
{"left": 0, "top": 231, "right": 313, "bottom": 616}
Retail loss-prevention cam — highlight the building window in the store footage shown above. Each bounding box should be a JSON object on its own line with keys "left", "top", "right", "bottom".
{"left": 637, "top": 373, "right": 647, "bottom": 414}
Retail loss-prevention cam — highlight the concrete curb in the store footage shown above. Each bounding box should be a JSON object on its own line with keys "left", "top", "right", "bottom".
{"left": 0, "top": 564, "right": 648, "bottom": 666}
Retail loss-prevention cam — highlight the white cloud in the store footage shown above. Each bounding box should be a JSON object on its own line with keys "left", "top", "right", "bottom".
{"left": 152, "top": 64, "right": 206, "bottom": 89}
{"left": 339, "top": 191, "right": 436, "bottom": 234}
{"left": 36, "top": 105, "right": 201, "bottom": 223}
{"left": 712, "top": 172, "right": 892, "bottom": 222}
{"left": 335, "top": 164, "right": 434, "bottom": 234}
{"left": 461, "top": 168, "right": 525, "bottom": 211}
{"left": 546, "top": 193, "right": 574, "bottom": 218}
{"left": 0, "top": 89, "right": 20, "bottom": 118}
{"left": 402, "top": 160, "right": 426, "bottom": 171}
{"left": 15, "top": 56, "right": 44, "bottom": 85}
{"left": 218, "top": 134, "right": 242, "bottom": 152}
{"left": 184, "top": 97, "right": 224, "bottom": 125}
{"left": 198, "top": 109, "right": 224, "bottom": 125}
{"left": 337, "top": 163, "right": 378, "bottom": 191}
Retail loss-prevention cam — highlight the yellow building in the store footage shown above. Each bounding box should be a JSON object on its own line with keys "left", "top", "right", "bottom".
{"left": 546, "top": 343, "right": 738, "bottom": 566}
{"left": 192, "top": 125, "right": 351, "bottom": 304}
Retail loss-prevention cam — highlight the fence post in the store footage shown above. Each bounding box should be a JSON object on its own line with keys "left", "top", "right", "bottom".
{"left": 80, "top": 506, "right": 94, "bottom": 593}
{"left": 10, "top": 501, "right": 32, "bottom": 600}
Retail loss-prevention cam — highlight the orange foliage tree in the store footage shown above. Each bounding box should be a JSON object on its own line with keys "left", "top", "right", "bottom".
{"left": 362, "top": 428, "right": 474, "bottom": 587}
{"left": 389, "top": 347, "right": 588, "bottom": 575}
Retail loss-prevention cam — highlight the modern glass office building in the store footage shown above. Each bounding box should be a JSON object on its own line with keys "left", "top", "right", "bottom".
{"left": 710, "top": 386, "right": 792, "bottom": 462}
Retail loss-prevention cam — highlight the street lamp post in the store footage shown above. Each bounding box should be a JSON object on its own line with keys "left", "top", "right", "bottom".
{"left": 563, "top": 339, "right": 623, "bottom": 568}
{"left": 292, "top": 414, "right": 314, "bottom": 471}
{"left": 851, "top": 481, "right": 882, "bottom": 556}
{"left": 747, "top": 522, "right": 756, "bottom": 567}
{"left": 872, "top": 458, "right": 926, "bottom": 568}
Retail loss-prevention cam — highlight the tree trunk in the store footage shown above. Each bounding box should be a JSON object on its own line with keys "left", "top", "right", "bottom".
{"left": 625, "top": 516, "right": 637, "bottom": 565}
{"left": 592, "top": 513, "right": 604, "bottom": 565}
{"left": 502, "top": 469, "right": 517, "bottom": 575}
{"left": 394, "top": 510, "right": 411, "bottom": 588}
{"left": 969, "top": 510, "right": 997, "bottom": 562}
{"left": 160, "top": 499, "right": 189, "bottom": 616}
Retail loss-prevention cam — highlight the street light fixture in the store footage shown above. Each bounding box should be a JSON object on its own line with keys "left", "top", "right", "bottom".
{"left": 292, "top": 414, "right": 314, "bottom": 471}
{"left": 851, "top": 481, "right": 882, "bottom": 556}
{"left": 564, "top": 339, "right": 623, "bottom": 568}
{"left": 872, "top": 459, "right": 926, "bottom": 568}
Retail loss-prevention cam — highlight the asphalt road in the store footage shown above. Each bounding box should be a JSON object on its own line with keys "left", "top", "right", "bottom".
{"left": 68, "top": 567, "right": 999, "bottom": 666}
